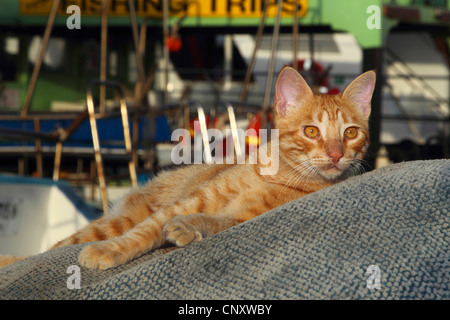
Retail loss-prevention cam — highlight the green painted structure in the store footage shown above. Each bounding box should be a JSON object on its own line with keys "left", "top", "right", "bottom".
{"left": 0, "top": 0, "right": 449, "bottom": 112}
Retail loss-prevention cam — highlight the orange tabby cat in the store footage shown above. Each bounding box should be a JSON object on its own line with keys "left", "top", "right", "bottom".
{"left": 0, "top": 67, "right": 375, "bottom": 270}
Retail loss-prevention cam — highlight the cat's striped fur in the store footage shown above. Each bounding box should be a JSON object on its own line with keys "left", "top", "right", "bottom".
{"left": 0, "top": 67, "right": 375, "bottom": 269}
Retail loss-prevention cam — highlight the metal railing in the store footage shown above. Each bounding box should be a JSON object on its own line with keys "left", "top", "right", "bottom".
{"left": 85, "top": 79, "right": 138, "bottom": 213}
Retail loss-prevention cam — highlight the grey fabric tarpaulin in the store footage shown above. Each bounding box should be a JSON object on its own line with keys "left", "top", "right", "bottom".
{"left": 0, "top": 159, "right": 449, "bottom": 300}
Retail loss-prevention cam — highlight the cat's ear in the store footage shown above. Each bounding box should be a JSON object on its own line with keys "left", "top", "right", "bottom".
{"left": 342, "top": 70, "right": 376, "bottom": 119}
{"left": 275, "top": 66, "right": 313, "bottom": 117}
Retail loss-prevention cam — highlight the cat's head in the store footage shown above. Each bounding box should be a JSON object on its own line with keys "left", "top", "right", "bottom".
{"left": 274, "top": 66, "right": 375, "bottom": 182}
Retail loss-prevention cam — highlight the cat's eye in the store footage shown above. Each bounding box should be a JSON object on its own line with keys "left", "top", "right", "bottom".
{"left": 344, "top": 127, "right": 358, "bottom": 139}
{"left": 304, "top": 126, "right": 320, "bottom": 138}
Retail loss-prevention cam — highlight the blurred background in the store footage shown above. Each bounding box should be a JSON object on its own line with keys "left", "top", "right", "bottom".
{"left": 0, "top": 0, "right": 448, "bottom": 255}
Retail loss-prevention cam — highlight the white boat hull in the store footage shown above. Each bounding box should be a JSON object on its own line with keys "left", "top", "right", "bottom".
{"left": 0, "top": 175, "right": 99, "bottom": 256}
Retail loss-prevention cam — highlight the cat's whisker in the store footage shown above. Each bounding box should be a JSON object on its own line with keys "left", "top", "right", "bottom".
{"left": 277, "top": 159, "right": 319, "bottom": 199}
{"left": 277, "top": 162, "right": 309, "bottom": 199}
{"left": 344, "top": 158, "right": 368, "bottom": 177}
{"left": 299, "top": 163, "right": 320, "bottom": 189}
{"left": 278, "top": 165, "right": 306, "bottom": 194}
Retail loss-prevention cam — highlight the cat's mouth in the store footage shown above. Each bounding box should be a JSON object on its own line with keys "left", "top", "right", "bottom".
{"left": 323, "top": 164, "right": 343, "bottom": 174}
{"left": 299, "top": 158, "right": 349, "bottom": 181}
{"left": 317, "top": 162, "right": 346, "bottom": 180}
{"left": 313, "top": 160, "right": 344, "bottom": 171}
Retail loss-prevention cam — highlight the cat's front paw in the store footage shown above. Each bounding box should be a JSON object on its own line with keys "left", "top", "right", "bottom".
{"left": 163, "top": 216, "right": 203, "bottom": 247}
{"left": 78, "top": 242, "right": 125, "bottom": 270}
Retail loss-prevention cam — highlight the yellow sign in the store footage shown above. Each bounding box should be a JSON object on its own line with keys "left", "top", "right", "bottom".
{"left": 20, "top": 0, "right": 308, "bottom": 18}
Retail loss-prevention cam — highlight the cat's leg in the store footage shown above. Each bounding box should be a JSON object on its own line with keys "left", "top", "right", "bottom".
{"left": 77, "top": 213, "right": 167, "bottom": 269}
{"left": 51, "top": 191, "right": 159, "bottom": 250}
{"left": 77, "top": 198, "right": 204, "bottom": 269}
{"left": 163, "top": 214, "right": 241, "bottom": 247}
{"left": 0, "top": 255, "right": 27, "bottom": 268}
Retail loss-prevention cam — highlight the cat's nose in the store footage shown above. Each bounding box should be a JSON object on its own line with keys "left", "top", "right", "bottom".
{"left": 328, "top": 149, "right": 343, "bottom": 165}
